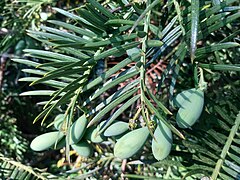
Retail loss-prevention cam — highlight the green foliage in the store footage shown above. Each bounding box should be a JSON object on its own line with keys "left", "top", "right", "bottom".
{"left": 0, "top": 114, "right": 28, "bottom": 161}
{"left": 0, "top": 0, "right": 41, "bottom": 54}
{"left": 0, "top": 154, "right": 57, "bottom": 180}
{"left": 2, "top": 0, "right": 240, "bottom": 179}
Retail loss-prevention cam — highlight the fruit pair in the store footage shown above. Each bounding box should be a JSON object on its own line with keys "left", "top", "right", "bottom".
{"left": 114, "top": 116, "right": 172, "bottom": 161}
{"left": 30, "top": 115, "right": 93, "bottom": 157}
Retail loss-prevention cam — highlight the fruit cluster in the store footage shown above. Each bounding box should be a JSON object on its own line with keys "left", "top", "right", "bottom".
{"left": 30, "top": 115, "right": 172, "bottom": 160}
{"left": 30, "top": 88, "right": 204, "bottom": 160}
{"left": 30, "top": 115, "right": 131, "bottom": 158}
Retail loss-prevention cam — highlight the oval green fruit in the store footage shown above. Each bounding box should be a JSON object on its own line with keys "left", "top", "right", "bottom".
{"left": 103, "top": 121, "right": 129, "bottom": 137}
{"left": 71, "top": 140, "right": 93, "bottom": 158}
{"left": 85, "top": 121, "right": 106, "bottom": 143}
{"left": 174, "top": 88, "right": 196, "bottom": 108}
{"left": 30, "top": 131, "right": 64, "bottom": 151}
{"left": 54, "top": 114, "right": 65, "bottom": 130}
{"left": 69, "top": 115, "right": 88, "bottom": 144}
{"left": 52, "top": 137, "right": 66, "bottom": 150}
{"left": 152, "top": 120, "right": 172, "bottom": 161}
{"left": 176, "top": 89, "right": 204, "bottom": 128}
{"left": 114, "top": 127, "right": 149, "bottom": 159}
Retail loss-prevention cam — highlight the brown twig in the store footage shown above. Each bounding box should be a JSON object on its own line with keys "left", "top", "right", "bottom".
{"left": 121, "top": 159, "right": 127, "bottom": 180}
{"left": 0, "top": 54, "right": 8, "bottom": 90}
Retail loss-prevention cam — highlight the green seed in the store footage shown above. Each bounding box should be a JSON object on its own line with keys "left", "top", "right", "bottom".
{"left": 114, "top": 127, "right": 149, "bottom": 159}
{"left": 71, "top": 140, "right": 93, "bottom": 158}
{"left": 69, "top": 115, "right": 88, "bottom": 144}
{"left": 85, "top": 121, "right": 106, "bottom": 143}
{"left": 176, "top": 89, "right": 204, "bottom": 128}
{"left": 52, "top": 137, "right": 66, "bottom": 150}
{"left": 152, "top": 120, "right": 172, "bottom": 161}
{"left": 173, "top": 88, "right": 196, "bottom": 108}
{"left": 103, "top": 121, "right": 129, "bottom": 137}
{"left": 30, "top": 131, "right": 64, "bottom": 151}
{"left": 54, "top": 114, "right": 65, "bottom": 130}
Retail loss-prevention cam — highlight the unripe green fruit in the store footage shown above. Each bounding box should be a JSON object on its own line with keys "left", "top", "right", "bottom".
{"left": 174, "top": 88, "right": 196, "bottom": 108}
{"left": 176, "top": 89, "right": 204, "bottom": 128}
{"left": 71, "top": 140, "right": 93, "bottom": 158}
{"left": 114, "top": 127, "right": 149, "bottom": 159}
{"left": 103, "top": 121, "right": 129, "bottom": 137}
{"left": 30, "top": 131, "right": 64, "bottom": 151}
{"left": 69, "top": 115, "right": 88, "bottom": 144}
{"left": 52, "top": 137, "right": 66, "bottom": 150}
{"left": 152, "top": 120, "right": 172, "bottom": 161}
{"left": 54, "top": 114, "right": 65, "bottom": 130}
{"left": 85, "top": 121, "right": 106, "bottom": 143}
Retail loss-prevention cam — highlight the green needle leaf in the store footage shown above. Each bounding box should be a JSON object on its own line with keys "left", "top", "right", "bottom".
{"left": 199, "top": 63, "right": 240, "bottom": 72}
{"left": 129, "top": 0, "right": 161, "bottom": 34}
{"left": 190, "top": 0, "right": 199, "bottom": 63}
